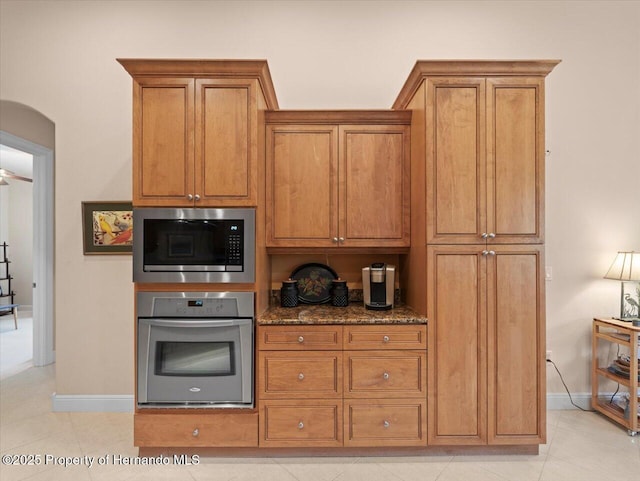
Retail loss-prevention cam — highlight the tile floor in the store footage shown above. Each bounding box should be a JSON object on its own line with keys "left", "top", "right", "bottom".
{"left": 0, "top": 312, "right": 33, "bottom": 380}
{"left": 1, "top": 365, "right": 639, "bottom": 481}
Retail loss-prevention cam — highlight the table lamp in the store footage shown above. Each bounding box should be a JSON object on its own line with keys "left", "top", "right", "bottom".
{"left": 604, "top": 251, "right": 640, "bottom": 323}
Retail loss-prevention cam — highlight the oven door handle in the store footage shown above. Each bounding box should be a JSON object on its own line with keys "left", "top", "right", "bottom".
{"left": 142, "top": 318, "right": 247, "bottom": 328}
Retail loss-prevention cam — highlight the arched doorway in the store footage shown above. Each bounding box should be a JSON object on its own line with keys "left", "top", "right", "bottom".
{"left": 0, "top": 100, "right": 55, "bottom": 367}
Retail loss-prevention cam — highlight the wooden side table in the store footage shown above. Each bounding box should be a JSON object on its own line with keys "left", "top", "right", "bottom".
{"left": 592, "top": 318, "right": 639, "bottom": 435}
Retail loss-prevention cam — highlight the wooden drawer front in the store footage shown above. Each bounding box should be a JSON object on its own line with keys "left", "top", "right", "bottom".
{"left": 258, "top": 325, "right": 343, "bottom": 350}
{"left": 259, "top": 351, "right": 342, "bottom": 398}
{"left": 134, "top": 413, "right": 258, "bottom": 447}
{"left": 345, "top": 351, "right": 426, "bottom": 398}
{"left": 345, "top": 400, "right": 426, "bottom": 446}
{"left": 261, "top": 400, "right": 343, "bottom": 447}
{"left": 344, "top": 325, "right": 426, "bottom": 350}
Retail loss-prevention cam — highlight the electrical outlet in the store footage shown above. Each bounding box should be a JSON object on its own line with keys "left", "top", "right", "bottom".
{"left": 546, "top": 350, "right": 552, "bottom": 361}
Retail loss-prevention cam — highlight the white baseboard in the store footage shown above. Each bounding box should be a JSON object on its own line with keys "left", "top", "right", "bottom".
{"left": 546, "top": 392, "right": 592, "bottom": 410}
{"left": 51, "top": 393, "right": 134, "bottom": 412}
{"left": 17, "top": 305, "right": 33, "bottom": 314}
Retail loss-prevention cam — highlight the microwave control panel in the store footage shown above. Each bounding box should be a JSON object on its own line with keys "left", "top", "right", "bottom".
{"left": 225, "top": 229, "right": 243, "bottom": 266}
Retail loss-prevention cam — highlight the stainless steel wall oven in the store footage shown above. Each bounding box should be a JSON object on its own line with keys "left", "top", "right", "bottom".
{"left": 133, "top": 207, "right": 255, "bottom": 283}
{"left": 137, "top": 291, "right": 254, "bottom": 408}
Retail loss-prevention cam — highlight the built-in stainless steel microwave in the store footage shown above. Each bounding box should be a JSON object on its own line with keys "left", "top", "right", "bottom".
{"left": 133, "top": 207, "right": 255, "bottom": 283}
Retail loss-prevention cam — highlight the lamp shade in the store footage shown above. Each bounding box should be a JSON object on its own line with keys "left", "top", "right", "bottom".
{"left": 604, "top": 251, "right": 640, "bottom": 281}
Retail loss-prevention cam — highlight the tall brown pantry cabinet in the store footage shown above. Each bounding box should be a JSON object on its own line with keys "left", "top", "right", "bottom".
{"left": 396, "top": 61, "right": 559, "bottom": 446}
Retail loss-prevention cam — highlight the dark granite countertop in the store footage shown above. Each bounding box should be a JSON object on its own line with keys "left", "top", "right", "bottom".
{"left": 257, "top": 303, "right": 427, "bottom": 325}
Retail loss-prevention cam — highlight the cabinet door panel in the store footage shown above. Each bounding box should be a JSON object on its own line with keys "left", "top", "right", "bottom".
{"left": 260, "top": 400, "right": 342, "bottom": 447}
{"left": 426, "top": 78, "right": 486, "bottom": 244}
{"left": 266, "top": 125, "right": 338, "bottom": 247}
{"left": 345, "top": 400, "right": 426, "bottom": 447}
{"left": 134, "top": 413, "right": 258, "bottom": 447}
{"left": 487, "top": 78, "right": 544, "bottom": 243}
{"left": 427, "top": 246, "right": 487, "bottom": 444}
{"left": 344, "top": 324, "right": 426, "bottom": 350}
{"left": 344, "top": 351, "right": 426, "bottom": 398}
{"left": 196, "top": 79, "right": 256, "bottom": 205}
{"left": 488, "top": 246, "right": 545, "bottom": 443}
{"left": 134, "top": 78, "right": 194, "bottom": 206}
{"left": 259, "top": 351, "right": 342, "bottom": 399}
{"left": 340, "top": 125, "right": 410, "bottom": 247}
{"left": 258, "top": 325, "right": 343, "bottom": 350}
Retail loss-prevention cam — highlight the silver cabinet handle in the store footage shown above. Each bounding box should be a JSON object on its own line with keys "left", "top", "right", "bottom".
{"left": 383, "top": 372, "right": 390, "bottom": 380}
{"left": 482, "top": 250, "right": 489, "bottom": 256}
{"left": 383, "top": 420, "right": 390, "bottom": 428}
{"left": 488, "top": 250, "right": 496, "bottom": 256}
{"left": 298, "top": 373, "right": 305, "bottom": 380}
{"left": 194, "top": 194, "right": 201, "bottom": 201}
{"left": 333, "top": 237, "right": 339, "bottom": 243}
{"left": 488, "top": 233, "right": 496, "bottom": 238}
{"left": 192, "top": 428, "right": 199, "bottom": 437}
{"left": 383, "top": 335, "right": 390, "bottom": 343}
{"left": 297, "top": 336, "right": 304, "bottom": 343}
{"left": 481, "top": 232, "right": 488, "bottom": 239}
{"left": 298, "top": 422, "right": 304, "bottom": 429}
{"left": 187, "top": 194, "right": 194, "bottom": 201}
{"left": 339, "top": 237, "right": 345, "bottom": 242}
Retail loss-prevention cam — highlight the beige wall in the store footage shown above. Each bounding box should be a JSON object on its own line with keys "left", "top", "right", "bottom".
{"left": 0, "top": 0, "right": 638, "bottom": 397}
{"left": 0, "top": 100, "right": 55, "bottom": 151}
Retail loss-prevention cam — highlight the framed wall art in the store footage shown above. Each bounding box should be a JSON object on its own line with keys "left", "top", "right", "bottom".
{"left": 621, "top": 281, "right": 640, "bottom": 320}
{"left": 82, "top": 201, "right": 133, "bottom": 255}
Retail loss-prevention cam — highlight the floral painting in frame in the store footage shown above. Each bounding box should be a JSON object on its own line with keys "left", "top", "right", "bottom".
{"left": 82, "top": 201, "right": 133, "bottom": 254}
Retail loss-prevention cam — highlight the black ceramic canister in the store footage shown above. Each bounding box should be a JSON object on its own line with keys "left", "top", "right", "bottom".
{"left": 280, "top": 278, "right": 299, "bottom": 308}
{"left": 331, "top": 279, "right": 348, "bottom": 307}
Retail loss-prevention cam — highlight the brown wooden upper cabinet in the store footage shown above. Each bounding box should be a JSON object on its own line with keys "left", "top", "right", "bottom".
{"left": 265, "top": 111, "right": 411, "bottom": 249}
{"left": 394, "top": 62, "right": 559, "bottom": 245}
{"left": 118, "top": 59, "right": 278, "bottom": 207}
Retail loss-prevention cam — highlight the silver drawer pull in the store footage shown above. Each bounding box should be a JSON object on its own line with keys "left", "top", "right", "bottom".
{"left": 187, "top": 194, "right": 194, "bottom": 201}
{"left": 298, "top": 422, "right": 304, "bottom": 429}
{"left": 192, "top": 428, "right": 199, "bottom": 437}
{"left": 298, "top": 336, "right": 304, "bottom": 343}
{"left": 383, "top": 335, "right": 390, "bottom": 343}
{"left": 383, "top": 420, "right": 390, "bottom": 428}
{"left": 298, "top": 373, "right": 305, "bottom": 380}
{"left": 383, "top": 372, "right": 390, "bottom": 380}
{"left": 194, "top": 194, "right": 201, "bottom": 201}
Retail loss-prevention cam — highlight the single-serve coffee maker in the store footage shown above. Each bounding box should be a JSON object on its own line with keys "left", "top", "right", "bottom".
{"left": 362, "top": 263, "right": 395, "bottom": 310}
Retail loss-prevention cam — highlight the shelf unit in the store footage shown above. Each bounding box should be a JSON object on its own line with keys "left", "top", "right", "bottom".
{"left": 0, "top": 242, "right": 16, "bottom": 309}
{"left": 592, "top": 318, "right": 640, "bottom": 436}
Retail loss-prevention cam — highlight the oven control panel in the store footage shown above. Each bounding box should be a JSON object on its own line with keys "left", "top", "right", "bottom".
{"left": 137, "top": 291, "right": 255, "bottom": 320}
{"left": 152, "top": 298, "right": 240, "bottom": 317}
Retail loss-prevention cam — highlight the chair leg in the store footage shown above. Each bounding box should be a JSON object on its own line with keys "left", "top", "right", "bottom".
{"left": 13, "top": 307, "right": 18, "bottom": 329}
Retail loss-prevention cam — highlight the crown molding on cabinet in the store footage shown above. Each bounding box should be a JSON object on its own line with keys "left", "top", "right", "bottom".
{"left": 265, "top": 110, "right": 412, "bottom": 124}
{"left": 392, "top": 59, "right": 561, "bottom": 109}
{"left": 117, "top": 58, "right": 279, "bottom": 109}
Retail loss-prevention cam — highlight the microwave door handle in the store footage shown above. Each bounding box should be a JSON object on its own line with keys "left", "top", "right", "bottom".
{"left": 143, "top": 319, "right": 241, "bottom": 328}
